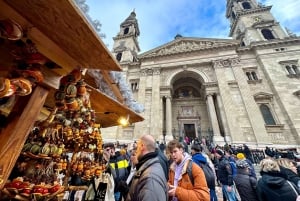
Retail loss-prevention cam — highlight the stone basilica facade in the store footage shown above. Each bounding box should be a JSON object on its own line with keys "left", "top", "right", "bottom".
{"left": 102, "top": 0, "right": 300, "bottom": 148}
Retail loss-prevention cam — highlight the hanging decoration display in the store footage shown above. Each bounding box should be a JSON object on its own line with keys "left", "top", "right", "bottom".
{"left": 0, "top": 19, "right": 46, "bottom": 104}
{"left": 1, "top": 68, "right": 107, "bottom": 200}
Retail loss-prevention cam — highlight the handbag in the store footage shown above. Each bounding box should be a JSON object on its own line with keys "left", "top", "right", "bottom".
{"left": 287, "top": 180, "right": 300, "bottom": 201}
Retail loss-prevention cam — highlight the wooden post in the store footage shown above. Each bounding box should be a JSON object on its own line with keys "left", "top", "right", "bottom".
{"left": 0, "top": 86, "right": 49, "bottom": 188}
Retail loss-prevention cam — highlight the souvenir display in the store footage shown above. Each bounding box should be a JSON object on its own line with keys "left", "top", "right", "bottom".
{"left": 1, "top": 70, "right": 108, "bottom": 201}
{"left": 0, "top": 25, "right": 47, "bottom": 108}
{"left": 0, "top": 19, "right": 23, "bottom": 40}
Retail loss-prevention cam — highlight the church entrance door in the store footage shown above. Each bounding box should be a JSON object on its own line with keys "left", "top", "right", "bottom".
{"left": 184, "top": 123, "right": 196, "bottom": 139}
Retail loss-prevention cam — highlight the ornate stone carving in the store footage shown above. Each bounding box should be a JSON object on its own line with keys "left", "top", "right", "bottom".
{"left": 146, "top": 69, "right": 153, "bottom": 75}
{"left": 140, "top": 68, "right": 155, "bottom": 76}
{"left": 142, "top": 40, "right": 238, "bottom": 58}
{"left": 153, "top": 68, "right": 161, "bottom": 75}
{"left": 230, "top": 57, "right": 240, "bottom": 66}
{"left": 140, "top": 69, "right": 148, "bottom": 76}
{"left": 213, "top": 57, "right": 240, "bottom": 68}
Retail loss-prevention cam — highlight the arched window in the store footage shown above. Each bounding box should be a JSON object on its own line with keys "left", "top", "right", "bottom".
{"left": 286, "top": 65, "right": 294, "bottom": 74}
{"left": 246, "top": 72, "right": 252, "bottom": 80}
{"left": 240, "top": 39, "right": 245, "bottom": 46}
{"left": 242, "top": 2, "right": 252, "bottom": 9}
{"left": 251, "top": 72, "right": 258, "bottom": 80}
{"left": 123, "top": 27, "right": 129, "bottom": 35}
{"left": 116, "top": 52, "right": 122, "bottom": 61}
{"left": 260, "top": 104, "right": 276, "bottom": 125}
{"left": 292, "top": 65, "right": 300, "bottom": 74}
{"left": 261, "top": 29, "right": 275, "bottom": 40}
{"left": 231, "top": 11, "right": 236, "bottom": 20}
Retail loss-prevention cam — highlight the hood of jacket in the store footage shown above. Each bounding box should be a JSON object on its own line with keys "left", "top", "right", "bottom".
{"left": 261, "top": 171, "right": 287, "bottom": 188}
{"left": 192, "top": 153, "right": 207, "bottom": 164}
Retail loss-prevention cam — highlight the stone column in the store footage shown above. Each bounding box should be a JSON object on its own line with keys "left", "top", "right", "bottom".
{"left": 160, "top": 96, "right": 164, "bottom": 142}
{"left": 216, "top": 93, "right": 230, "bottom": 142}
{"left": 206, "top": 94, "right": 222, "bottom": 143}
{"left": 165, "top": 96, "right": 173, "bottom": 138}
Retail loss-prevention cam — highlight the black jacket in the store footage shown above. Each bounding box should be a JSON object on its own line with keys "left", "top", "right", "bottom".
{"left": 280, "top": 166, "right": 300, "bottom": 187}
{"left": 156, "top": 148, "right": 169, "bottom": 180}
{"left": 109, "top": 153, "right": 129, "bottom": 192}
{"left": 234, "top": 168, "right": 258, "bottom": 201}
{"left": 217, "top": 156, "right": 233, "bottom": 186}
{"left": 257, "top": 171, "right": 300, "bottom": 201}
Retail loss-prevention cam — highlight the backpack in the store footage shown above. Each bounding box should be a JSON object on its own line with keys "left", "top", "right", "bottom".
{"left": 187, "top": 160, "right": 194, "bottom": 185}
{"left": 198, "top": 162, "right": 216, "bottom": 189}
{"left": 187, "top": 160, "right": 215, "bottom": 189}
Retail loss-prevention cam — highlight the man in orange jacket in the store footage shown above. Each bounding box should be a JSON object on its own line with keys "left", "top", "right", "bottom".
{"left": 167, "top": 139, "right": 210, "bottom": 201}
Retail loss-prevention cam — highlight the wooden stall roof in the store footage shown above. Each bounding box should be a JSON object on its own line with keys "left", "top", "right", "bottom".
{"left": 0, "top": 0, "right": 144, "bottom": 126}
{"left": 89, "top": 87, "right": 144, "bottom": 128}
{"left": 3, "top": 0, "right": 121, "bottom": 73}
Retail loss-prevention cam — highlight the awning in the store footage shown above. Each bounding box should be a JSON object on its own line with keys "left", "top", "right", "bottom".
{"left": 0, "top": 0, "right": 144, "bottom": 127}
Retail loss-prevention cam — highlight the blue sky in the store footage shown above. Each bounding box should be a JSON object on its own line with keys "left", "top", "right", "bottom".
{"left": 85, "top": 0, "right": 300, "bottom": 53}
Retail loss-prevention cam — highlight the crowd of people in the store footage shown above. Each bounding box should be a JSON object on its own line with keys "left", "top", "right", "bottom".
{"left": 90, "top": 136, "right": 300, "bottom": 201}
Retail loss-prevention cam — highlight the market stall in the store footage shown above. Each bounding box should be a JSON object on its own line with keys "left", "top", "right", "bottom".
{"left": 0, "top": 0, "right": 143, "bottom": 200}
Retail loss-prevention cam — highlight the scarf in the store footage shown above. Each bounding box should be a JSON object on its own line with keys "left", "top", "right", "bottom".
{"left": 172, "top": 153, "right": 191, "bottom": 201}
{"left": 174, "top": 153, "right": 191, "bottom": 187}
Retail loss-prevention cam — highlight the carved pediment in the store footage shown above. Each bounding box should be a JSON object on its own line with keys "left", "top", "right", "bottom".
{"left": 139, "top": 37, "right": 239, "bottom": 58}
{"left": 254, "top": 92, "right": 273, "bottom": 101}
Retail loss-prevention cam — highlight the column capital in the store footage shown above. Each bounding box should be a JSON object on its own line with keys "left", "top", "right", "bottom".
{"left": 140, "top": 68, "right": 155, "bottom": 76}
{"left": 205, "top": 92, "right": 217, "bottom": 98}
{"left": 206, "top": 92, "right": 220, "bottom": 97}
{"left": 206, "top": 93, "right": 214, "bottom": 97}
{"left": 153, "top": 67, "right": 161, "bottom": 75}
{"left": 165, "top": 95, "right": 172, "bottom": 100}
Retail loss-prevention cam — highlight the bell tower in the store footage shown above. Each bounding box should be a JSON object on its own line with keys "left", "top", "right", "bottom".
{"left": 226, "top": 0, "right": 289, "bottom": 46}
{"left": 112, "top": 10, "right": 140, "bottom": 64}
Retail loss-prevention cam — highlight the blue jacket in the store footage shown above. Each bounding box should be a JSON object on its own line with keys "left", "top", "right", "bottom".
{"left": 192, "top": 153, "right": 207, "bottom": 166}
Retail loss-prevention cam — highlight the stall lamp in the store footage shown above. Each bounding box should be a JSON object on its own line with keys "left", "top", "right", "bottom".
{"left": 97, "top": 111, "right": 130, "bottom": 126}
{"left": 118, "top": 115, "right": 129, "bottom": 126}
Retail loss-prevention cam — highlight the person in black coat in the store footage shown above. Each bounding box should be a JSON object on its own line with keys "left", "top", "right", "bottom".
{"left": 215, "top": 149, "right": 239, "bottom": 201}
{"left": 277, "top": 158, "right": 300, "bottom": 189}
{"left": 257, "top": 158, "right": 300, "bottom": 201}
{"left": 233, "top": 160, "right": 258, "bottom": 201}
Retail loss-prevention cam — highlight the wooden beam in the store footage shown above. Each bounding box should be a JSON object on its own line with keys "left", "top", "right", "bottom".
{"left": 101, "top": 70, "right": 124, "bottom": 104}
{"left": 4, "top": 0, "right": 122, "bottom": 71}
{"left": 0, "top": 86, "right": 49, "bottom": 188}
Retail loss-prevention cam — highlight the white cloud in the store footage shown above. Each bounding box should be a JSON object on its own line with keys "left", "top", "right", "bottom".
{"left": 262, "top": 0, "right": 300, "bottom": 34}
{"left": 85, "top": 0, "right": 300, "bottom": 53}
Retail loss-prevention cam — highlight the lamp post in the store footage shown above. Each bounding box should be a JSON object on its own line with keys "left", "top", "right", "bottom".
{"left": 163, "top": 130, "right": 166, "bottom": 144}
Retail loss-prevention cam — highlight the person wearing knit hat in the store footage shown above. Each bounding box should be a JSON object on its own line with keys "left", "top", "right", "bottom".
{"left": 236, "top": 153, "right": 245, "bottom": 160}
{"left": 234, "top": 158, "right": 258, "bottom": 201}
{"left": 191, "top": 143, "right": 202, "bottom": 152}
{"left": 236, "top": 160, "right": 250, "bottom": 169}
{"left": 236, "top": 153, "right": 257, "bottom": 179}
{"left": 215, "top": 149, "right": 224, "bottom": 157}
{"left": 103, "top": 141, "right": 130, "bottom": 201}
{"left": 103, "top": 142, "right": 115, "bottom": 149}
